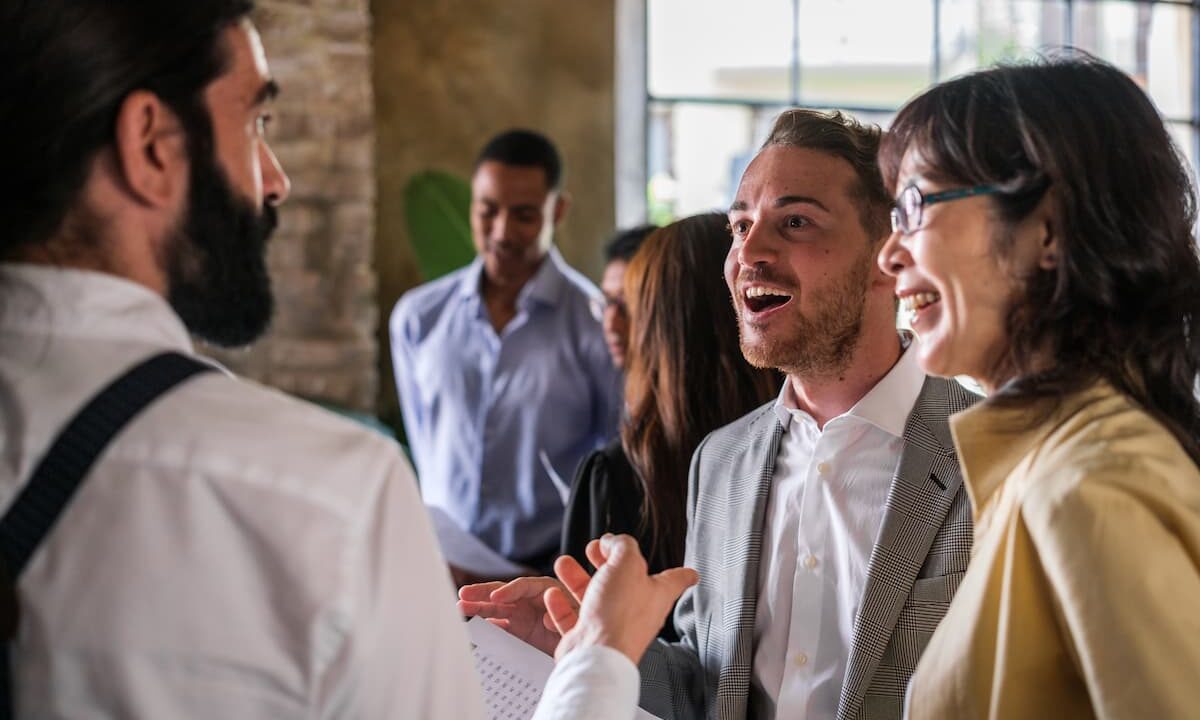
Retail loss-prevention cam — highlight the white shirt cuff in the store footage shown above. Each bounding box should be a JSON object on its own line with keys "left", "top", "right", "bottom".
{"left": 532, "top": 645, "right": 640, "bottom": 720}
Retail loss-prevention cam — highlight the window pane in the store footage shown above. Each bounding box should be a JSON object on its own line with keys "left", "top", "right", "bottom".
{"left": 938, "top": 0, "right": 1068, "bottom": 80}
{"left": 647, "top": 102, "right": 783, "bottom": 222}
{"left": 1072, "top": 2, "right": 1194, "bottom": 120}
{"left": 648, "top": 0, "right": 795, "bottom": 102}
{"left": 797, "top": 0, "right": 933, "bottom": 107}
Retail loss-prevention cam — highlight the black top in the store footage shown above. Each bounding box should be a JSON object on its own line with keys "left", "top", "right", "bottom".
{"left": 560, "top": 439, "right": 679, "bottom": 641}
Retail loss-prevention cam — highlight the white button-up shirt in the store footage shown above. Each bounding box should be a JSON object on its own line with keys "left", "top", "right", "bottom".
{"left": 0, "top": 263, "right": 640, "bottom": 720}
{"left": 752, "top": 339, "right": 924, "bottom": 719}
{"left": 0, "top": 264, "right": 486, "bottom": 718}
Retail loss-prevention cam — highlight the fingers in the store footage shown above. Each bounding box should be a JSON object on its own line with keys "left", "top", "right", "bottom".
{"left": 457, "top": 581, "right": 505, "bottom": 602}
{"left": 543, "top": 587, "right": 580, "bottom": 637}
{"left": 457, "top": 599, "right": 516, "bottom": 619}
{"left": 584, "top": 536, "right": 608, "bottom": 570}
{"left": 553, "top": 555, "right": 591, "bottom": 606}
{"left": 489, "top": 576, "right": 558, "bottom": 604}
{"left": 652, "top": 566, "right": 700, "bottom": 601}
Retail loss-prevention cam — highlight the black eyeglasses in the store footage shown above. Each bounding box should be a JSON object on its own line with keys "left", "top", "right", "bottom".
{"left": 890, "top": 183, "right": 999, "bottom": 235}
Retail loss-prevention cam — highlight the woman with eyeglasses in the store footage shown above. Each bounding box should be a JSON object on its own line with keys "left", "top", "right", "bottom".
{"left": 878, "top": 55, "right": 1200, "bottom": 717}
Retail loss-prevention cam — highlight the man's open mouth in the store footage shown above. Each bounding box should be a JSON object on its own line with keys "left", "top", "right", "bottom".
{"left": 743, "top": 286, "right": 793, "bottom": 313}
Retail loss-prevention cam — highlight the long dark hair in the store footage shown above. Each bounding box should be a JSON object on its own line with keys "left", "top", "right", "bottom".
{"left": 621, "top": 213, "right": 780, "bottom": 566}
{"left": 879, "top": 54, "right": 1200, "bottom": 464}
{"left": 0, "top": 0, "right": 254, "bottom": 259}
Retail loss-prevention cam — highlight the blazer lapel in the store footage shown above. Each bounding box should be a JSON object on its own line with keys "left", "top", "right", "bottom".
{"left": 836, "top": 377, "right": 967, "bottom": 720}
{"left": 714, "top": 411, "right": 785, "bottom": 719}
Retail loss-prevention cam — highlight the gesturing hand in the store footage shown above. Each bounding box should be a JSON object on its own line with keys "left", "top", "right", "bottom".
{"left": 543, "top": 534, "right": 699, "bottom": 665}
{"left": 457, "top": 576, "right": 575, "bottom": 656}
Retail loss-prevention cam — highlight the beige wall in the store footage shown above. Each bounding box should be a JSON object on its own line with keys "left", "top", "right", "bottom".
{"left": 372, "top": 0, "right": 617, "bottom": 430}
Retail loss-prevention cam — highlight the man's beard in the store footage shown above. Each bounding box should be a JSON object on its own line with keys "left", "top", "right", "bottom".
{"left": 166, "top": 148, "right": 277, "bottom": 348}
{"left": 737, "top": 247, "right": 873, "bottom": 379}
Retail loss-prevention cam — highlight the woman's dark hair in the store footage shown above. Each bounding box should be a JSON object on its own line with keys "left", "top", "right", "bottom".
{"left": 879, "top": 54, "right": 1200, "bottom": 463}
{"left": 604, "top": 224, "right": 657, "bottom": 264}
{"left": 0, "top": 0, "right": 255, "bottom": 259}
{"left": 621, "top": 213, "right": 781, "bottom": 567}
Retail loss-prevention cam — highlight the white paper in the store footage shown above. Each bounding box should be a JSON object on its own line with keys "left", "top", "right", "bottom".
{"left": 538, "top": 449, "right": 571, "bottom": 506}
{"left": 466, "top": 617, "right": 663, "bottom": 720}
{"left": 427, "top": 505, "right": 531, "bottom": 579}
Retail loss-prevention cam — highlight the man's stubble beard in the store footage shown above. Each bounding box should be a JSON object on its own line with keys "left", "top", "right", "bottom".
{"left": 165, "top": 141, "right": 278, "bottom": 348}
{"left": 737, "top": 247, "right": 874, "bottom": 379}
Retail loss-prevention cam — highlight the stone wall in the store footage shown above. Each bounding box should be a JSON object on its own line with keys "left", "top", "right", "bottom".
{"left": 202, "top": 0, "right": 380, "bottom": 412}
{"left": 372, "top": 0, "right": 617, "bottom": 430}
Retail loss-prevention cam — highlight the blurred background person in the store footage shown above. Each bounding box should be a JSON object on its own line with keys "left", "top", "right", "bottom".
{"left": 391, "top": 129, "right": 621, "bottom": 580}
{"left": 564, "top": 212, "right": 779, "bottom": 587}
{"left": 593, "top": 224, "right": 657, "bottom": 371}
{"left": 878, "top": 55, "right": 1200, "bottom": 719}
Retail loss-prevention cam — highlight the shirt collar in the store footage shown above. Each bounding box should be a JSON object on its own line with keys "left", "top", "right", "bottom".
{"left": 0, "top": 263, "right": 194, "bottom": 352}
{"left": 456, "top": 247, "right": 568, "bottom": 309}
{"left": 773, "top": 333, "right": 925, "bottom": 439}
{"left": 949, "top": 380, "right": 1117, "bottom": 515}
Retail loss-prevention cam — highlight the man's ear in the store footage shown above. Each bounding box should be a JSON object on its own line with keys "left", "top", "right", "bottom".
{"left": 552, "top": 191, "right": 570, "bottom": 225}
{"left": 112, "top": 90, "right": 188, "bottom": 209}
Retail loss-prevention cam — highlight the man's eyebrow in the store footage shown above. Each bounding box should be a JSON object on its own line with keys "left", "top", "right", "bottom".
{"left": 252, "top": 79, "right": 280, "bottom": 106}
{"left": 774, "top": 195, "right": 829, "bottom": 212}
{"left": 728, "top": 196, "right": 830, "bottom": 213}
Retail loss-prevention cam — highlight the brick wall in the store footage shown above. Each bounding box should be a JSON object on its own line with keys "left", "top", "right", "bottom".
{"left": 201, "top": 0, "right": 380, "bottom": 413}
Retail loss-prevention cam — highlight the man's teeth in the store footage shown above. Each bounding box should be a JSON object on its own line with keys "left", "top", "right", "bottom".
{"left": 900, "top": 292, "right": 941, "bottom": 313}
{"left": 744, "top": 287, "right": 790, "bottom": 299}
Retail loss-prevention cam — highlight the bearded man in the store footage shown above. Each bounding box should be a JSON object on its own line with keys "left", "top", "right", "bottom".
{"left": 629, "top": 108, "right": 981, "bottom": 720}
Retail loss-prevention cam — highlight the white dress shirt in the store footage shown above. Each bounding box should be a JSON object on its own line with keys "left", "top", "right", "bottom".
{"left": 0, "top": 264, "right": 484, "bottom": 718}
{"left": 752, "top": 339, "right": 924, "bottom": 719}
{"left": 0, "top": 263, "right": 641, "bottom": 720}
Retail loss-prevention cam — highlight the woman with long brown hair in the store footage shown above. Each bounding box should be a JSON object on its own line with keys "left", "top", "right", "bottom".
{"left": 561, "top": 212, "right": 779, "bottom": 612}
{"left": 458, "top": 212, "right": 778, "bottom": 649}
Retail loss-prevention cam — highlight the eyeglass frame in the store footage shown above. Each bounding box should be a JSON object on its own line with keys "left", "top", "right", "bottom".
{"left": 589, "top": 294, "right": 628, "bottom": 321}
{"left": 890, "top": 183, "right": 1000, "bottom": 235}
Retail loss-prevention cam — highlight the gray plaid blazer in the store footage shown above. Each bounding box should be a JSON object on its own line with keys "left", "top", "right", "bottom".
{"left": 639, "top": 375, "right": 978, "bottom": 720}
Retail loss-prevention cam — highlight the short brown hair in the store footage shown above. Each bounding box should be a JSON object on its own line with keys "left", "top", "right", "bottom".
{"left": 763, "top": 109, "right": 890, "bottom": 241}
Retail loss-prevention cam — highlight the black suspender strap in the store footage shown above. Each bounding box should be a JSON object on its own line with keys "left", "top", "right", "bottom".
{"left": 0, "top": 351, "right": 215, "bottom": 718}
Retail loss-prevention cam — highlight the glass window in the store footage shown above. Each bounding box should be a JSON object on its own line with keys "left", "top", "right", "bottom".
{"left": 648, "top": 0, "right": 795, "bottom": 102}
{"left": 797, "top": 0, "right": 934, "bottom": 108}
{"left": 640, "top": 0, "right": 1200, "bottom": 227}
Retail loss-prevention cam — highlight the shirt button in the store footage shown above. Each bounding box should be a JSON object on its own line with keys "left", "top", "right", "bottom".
{"left": 794, "top": 652, "right": 809, "bottom": 667}
{"left": 804, "top": 555, "right": 818, "bottom": 570}
{"left": 816, "top": 462, "right": 830, "bottom": 475}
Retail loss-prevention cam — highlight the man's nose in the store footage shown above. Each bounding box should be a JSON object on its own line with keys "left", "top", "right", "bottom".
{"left": 261, "top": 142, "right": 290, "bottom": 207}
{"left": 737, "top": 222, "right": 775, "bottom": 267}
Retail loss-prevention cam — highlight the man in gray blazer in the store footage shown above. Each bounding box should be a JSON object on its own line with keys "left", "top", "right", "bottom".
{"left": 463, "top": 109, "right": 977, "bottom": 720}
{"left": 636, "top": 110, "right": 977, "bottom": 720}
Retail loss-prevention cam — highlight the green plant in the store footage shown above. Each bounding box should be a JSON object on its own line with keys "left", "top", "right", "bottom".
{"left": 403, "top": 170, "right": 476, "bottom": 281}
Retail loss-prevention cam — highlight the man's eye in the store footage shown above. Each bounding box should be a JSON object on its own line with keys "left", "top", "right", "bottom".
{"left": 786, "top": 216, "right": 811, "bottom": 229}
{"left": 729, "top": 220, "right": 750, "bottom": 236}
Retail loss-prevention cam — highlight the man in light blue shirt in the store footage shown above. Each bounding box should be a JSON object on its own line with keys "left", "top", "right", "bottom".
{"left": 390, "top": 130, "right": 621, "bottom": 578}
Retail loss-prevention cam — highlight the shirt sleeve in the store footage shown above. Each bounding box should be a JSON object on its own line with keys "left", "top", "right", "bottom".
{"left": 317, "top": 445, "right": 485, "bottom": 720}
{"left": 1029, "top": 470, "right": 1200, "bottom": 720}
{"left": 389, "top": 297, "right": 426, "bottom": 473}
{"left": 532, "top": 646, "right": 641, "bottom": 720}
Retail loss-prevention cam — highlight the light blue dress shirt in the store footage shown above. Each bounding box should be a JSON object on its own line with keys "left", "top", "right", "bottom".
{"left": 390, "top": 248, "right": 621, "bottom": 568}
